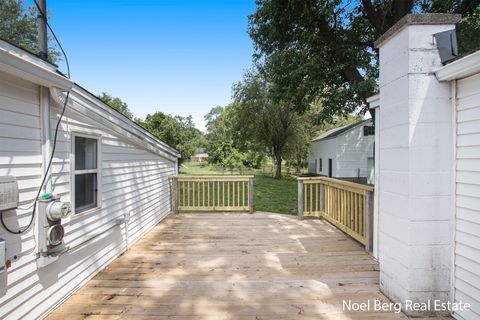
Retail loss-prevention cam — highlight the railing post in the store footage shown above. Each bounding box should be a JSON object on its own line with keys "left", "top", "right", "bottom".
{"left": 298, "top": 179, "right": 304, "bottom": 220}
{"left": 248, "top": 177, "right": 253, "bottom": 214}
{"left": 364, "top": 190, "right": 374, "bottom": 252}
{"left": 173, "top": 177, "right": 179, "bottom": 214}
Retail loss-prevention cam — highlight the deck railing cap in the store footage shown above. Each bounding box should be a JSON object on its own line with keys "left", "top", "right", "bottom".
{"left": 170, "top": 175, "right": 254, "bottom": 179}
{"left": 297, "top": 176, "right": 374, "bottom": 192}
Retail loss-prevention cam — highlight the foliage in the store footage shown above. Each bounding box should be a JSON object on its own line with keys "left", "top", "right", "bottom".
{"left": 456, "top": 5, "right": 480, "bottom": 54}
{"left": 97, "top": 92, "right": 134, "bottom": 120}
{"left": 283, "top": 110, "right": 318, "bottom": 173}
{"left": 138, "top": 112, "right": 205, "bottom": 164}
{"left": 232, "top": 71, "right": 310, "bottom": 179}
{"left": 315, "top": 113, "right": 365, "bottom": 135}
{"left": 204, "top": 104, "right": 266, "bottom": 169}
{"left": 0, "top": 0, "right": 59, "bottom": 62}
{"left": 248, "top": 0, "right": 480, "bottom": 122}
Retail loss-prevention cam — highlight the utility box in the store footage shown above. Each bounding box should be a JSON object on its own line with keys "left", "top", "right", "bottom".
{"left": 0, "top": 176, "right": 18, "bottom": 211}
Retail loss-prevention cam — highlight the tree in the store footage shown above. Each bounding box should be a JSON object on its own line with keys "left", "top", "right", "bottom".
{"left": 248, "top": 0, "right": 479, "bottom": 121}
{"left": 233, "top": 71, "right": 305, "bottom": 179}
{"left": 204, "top": 104, "right": 266, "bottom": 169}
{"left": 0, "top": 0, "right": 59, "bottom": 62}
{"left": 315, "top": 113, "right": 364, "bottom": 135}
{"left": 456, "top": 5, "right": 480, "bottom": 54}
{"left": 97, "top": 92, "right": 134, "bottom": 120}
{"left": 139, "top": 112, "right": 205, "bottom": 164}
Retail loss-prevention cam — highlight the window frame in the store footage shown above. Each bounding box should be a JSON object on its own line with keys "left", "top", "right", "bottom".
{"left": 71, "top": 132, "right": 102, "bottom": 215}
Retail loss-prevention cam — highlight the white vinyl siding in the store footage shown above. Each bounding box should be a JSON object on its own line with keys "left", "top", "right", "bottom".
{"left": 308, "top": 121, "right": 374, "bottom": 179}
{"left": 454, "top": 72, "right": 480, "bottom": 320}
{"left": 0, "top": 70, "right": 176, "bottom": 319}
{"left": 335, "top": 124, "right": 374, "bottom": 178}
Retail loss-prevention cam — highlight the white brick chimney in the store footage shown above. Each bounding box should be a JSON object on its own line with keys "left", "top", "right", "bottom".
{"left": 374, "top": 14, "right": 461, "bottom": 316}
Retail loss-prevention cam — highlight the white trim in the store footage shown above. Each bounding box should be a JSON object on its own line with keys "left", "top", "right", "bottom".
{"left": 71, "top": 132, "right": 102, "bottom": 216}
{"left": 449, "top": 79, "right": 458, "bottom": 318}
{"left": 0, "top": 39, "right": 178, "bottom": 162}
{"left": 373, "top": 106, "right": 380, "bottom": 260}
{"left": 0, "top": 40, "right": 73, "bottom": 90}
{"left": 40, "top": 86, "right": 52, "bottom": 193}
{"left": 312, "top": 119, "right": 373, "bottom": 142}
{"left": 50, "top": 87, "right": 180, "bottom": 162}
{"left": 367, "top": 94, "right": 380, "bottom": 109}
{"left": 436, "top": 50, "right": 480, "bottom": 81}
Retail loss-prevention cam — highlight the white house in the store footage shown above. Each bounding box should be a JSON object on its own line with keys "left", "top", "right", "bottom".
{"left": 373, "top": 13, "right": 480, "bottom": 319}
{"left": 308, "top": 119, "right": 374, "bottom": 183}
{"left": 0, "top": 39, "right": 180, "bottom": 319}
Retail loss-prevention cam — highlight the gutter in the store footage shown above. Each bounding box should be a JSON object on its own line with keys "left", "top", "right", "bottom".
{"left": 0, "top": 42, "right": 73, "bottom": 90}
{"left": 435, "top": 50, "right": 480, "bottom": 81}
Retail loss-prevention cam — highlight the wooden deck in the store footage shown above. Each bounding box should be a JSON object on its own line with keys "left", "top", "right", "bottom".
{"left": 49, "top": 213, "right": 408, "bottom": 320}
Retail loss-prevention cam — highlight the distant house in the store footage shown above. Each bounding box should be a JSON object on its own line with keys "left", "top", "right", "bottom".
{"left": 0, "top": 39, "right": 180, "bottom": 319}
{"left": 190, "top": 149, "right": 209, "bottom": 163}
{"left": 307, "top": 119, "right": 374, "bottom": 184}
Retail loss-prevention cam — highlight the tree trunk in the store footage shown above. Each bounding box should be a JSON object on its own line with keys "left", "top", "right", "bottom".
{"left": 274, "top": 153, "right": 282, "bottom": 179}
{"left": 296, "top": 159, "right": 301, "bottom": 174}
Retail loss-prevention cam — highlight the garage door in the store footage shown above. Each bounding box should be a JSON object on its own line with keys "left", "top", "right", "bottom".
{"left": 454, "top": 72, "right": 480, "bottom": 320}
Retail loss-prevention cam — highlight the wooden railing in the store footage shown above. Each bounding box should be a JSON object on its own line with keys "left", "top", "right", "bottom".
{"left": 170, "top": 176, "right": 253, "bottom": 213}
{"left": 297, "top": 177, "right": 374, "bottom": 251}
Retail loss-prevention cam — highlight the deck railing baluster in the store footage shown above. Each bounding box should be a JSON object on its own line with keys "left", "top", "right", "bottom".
{"left": 297, "top": 177, "right": 374, "bottom": 251}
{"left": 170, "top": 176, "right": 254, "bottom": 213}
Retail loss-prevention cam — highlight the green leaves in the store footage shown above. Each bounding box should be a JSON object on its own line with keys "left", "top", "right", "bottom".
{"left": 247, "top": 0, "right": 479, "bottom": 121}
{"left": 97, "top": 92, "right": 134, "bottom": 120}
{"left": 0, "top": 0, "right": 60, "bottom": 62}
{"left": 139, "top": 112, "right": 205, "bottom": 164}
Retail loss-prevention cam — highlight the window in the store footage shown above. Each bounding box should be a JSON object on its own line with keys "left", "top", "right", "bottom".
{"left": 314, "top": 159, "right": 317, "bottom": 173}
{"left": 319, "top": 158, "right": 323, "bottom": 172}
{"left": 73, "top": 136, "right": 99, "bottom": 213}
{"left": 364, "top": 126, "right": 375, "bottom": 136}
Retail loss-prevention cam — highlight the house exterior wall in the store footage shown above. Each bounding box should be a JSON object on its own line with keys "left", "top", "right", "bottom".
{"left": 452, "top": 71, "right": 480, "bottom": 319}
{"left": 335, "top": 122, "right": 374, "bottom": 178}
{"left": 375, "top": 17, "right": 457, "bottom": 316}
{"left": 308, "top": 138, "right": 336, "bottom": 175}
{"left": 0, "top": 70, "right": 176, "bottom": 319}
{"left": 308, "top": 121, "right": 373, "bottom": 179}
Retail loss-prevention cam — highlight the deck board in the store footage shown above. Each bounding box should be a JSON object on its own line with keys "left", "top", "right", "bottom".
{"left": 48, "top": 212, "right": 408, "bottom": 319}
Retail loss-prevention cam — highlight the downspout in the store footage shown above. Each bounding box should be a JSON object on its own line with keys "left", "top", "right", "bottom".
{"left": 40, "top": 86, "right": 52, "bottom": 194}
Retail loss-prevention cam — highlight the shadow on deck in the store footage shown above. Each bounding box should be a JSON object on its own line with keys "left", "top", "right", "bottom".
{"left": 48, "top": 212, "right": 408, "bottom": 319}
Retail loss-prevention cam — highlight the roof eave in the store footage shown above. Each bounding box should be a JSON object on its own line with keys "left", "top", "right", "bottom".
{"left": 0, "top": 40, "right": 73, "bottom": 90}
{"left": 435, "top": 49, "right": 480, "bottom": 81}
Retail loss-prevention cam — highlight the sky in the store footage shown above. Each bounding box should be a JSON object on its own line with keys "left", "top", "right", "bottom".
{"left": 37, "top": 0, "right": 256, "bottom": 131}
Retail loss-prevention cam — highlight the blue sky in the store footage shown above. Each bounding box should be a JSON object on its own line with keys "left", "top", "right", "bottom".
{"left": 39, "top": 0, "right": 256, "bottom": 130}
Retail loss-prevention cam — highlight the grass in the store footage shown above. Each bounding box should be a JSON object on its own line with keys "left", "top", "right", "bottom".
{"left": 253, "top": 175, "right": 297, "bottom": 215}
{"left": 179, "top": 161, "right": 298, "bottom": 215}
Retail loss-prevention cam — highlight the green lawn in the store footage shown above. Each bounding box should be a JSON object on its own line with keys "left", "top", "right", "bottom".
{"left": 179, "top": 161, "right": 298, "bottom": 215}
{"left": 253, "top": 175, "right": 297, "bottom": 215}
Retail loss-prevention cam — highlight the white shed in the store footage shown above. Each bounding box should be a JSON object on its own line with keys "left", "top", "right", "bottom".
{"left": 307, "top": 119, "right": 374, "bottom": 184}
{"left": 0, "top": 39, "right": 180, "bottom": 319}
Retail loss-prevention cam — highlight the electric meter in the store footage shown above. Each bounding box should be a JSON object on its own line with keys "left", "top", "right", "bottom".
{"left": 46, "top": 201, "right": 71, "bottom": 221}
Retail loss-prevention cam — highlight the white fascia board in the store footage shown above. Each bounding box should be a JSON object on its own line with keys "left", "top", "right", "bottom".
{"left": 0, "top": 44, "right": 73, "bottom": 90}
{"left": 312, "top": 119, "right": 373, "bottom": 142}
{"left": 50, "top": 87, "right": 180, "bottom": 161}
{"left": 367, "top": 94, "right": 380, "bottom": 109}
{"left": 435, "top": 50, "right": 480, "bottom": 81}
